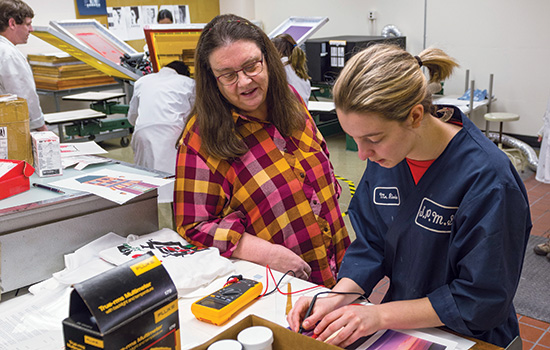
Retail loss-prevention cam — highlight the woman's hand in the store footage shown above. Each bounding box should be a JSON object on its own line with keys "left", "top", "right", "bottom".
{"left": 287, "top": 294, "right": 342, "bottom": 333}
{"left": 313, "top": 304, "right": 381, "bottom": 348}
{"left": 287, "top": 280, "right": 443, "bottom": 349}
{"left": 287, "top": 278, "right": 362, "bottom": 333}
{"left": 317, "top": 298, "right": 444, "bottom": 348}
{"left": 268, "top": 243, "right": 311, "bottom": 280}
{"left": 232, "top": 233, "right": 311, "bottom": 279}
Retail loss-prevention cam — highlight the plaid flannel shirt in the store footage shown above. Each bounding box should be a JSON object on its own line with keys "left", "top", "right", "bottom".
{"left": 174, "top": 107, "right": 350, "bottom": 287}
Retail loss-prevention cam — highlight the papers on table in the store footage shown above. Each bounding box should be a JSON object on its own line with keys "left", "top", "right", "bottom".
{"left": 60, "top": 141, "right": 110, "bottom": 170}
{"left": 50, "top": 169, "right": 173, "bottom": 204}
{"left": 353, "top": 328, "right": 465, "bottom": 350}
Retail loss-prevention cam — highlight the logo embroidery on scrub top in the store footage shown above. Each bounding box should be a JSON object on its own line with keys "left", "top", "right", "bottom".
{"left": 415, "top": 197, "right": 458, "bottom": 233}
{"left": 373, "top": 187, "right": 400, "bottom": 206}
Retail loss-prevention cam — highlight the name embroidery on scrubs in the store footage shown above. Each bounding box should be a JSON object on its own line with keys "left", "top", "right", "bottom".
{"left": 415, "top": 198, "right": 457, "bottom": 233}
{"left": 373, "top": 187, "right": 400, "bottom": 206}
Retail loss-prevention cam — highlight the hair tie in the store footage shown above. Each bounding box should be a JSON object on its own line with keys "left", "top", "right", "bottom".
{"left": 292, "top": 44, "right": 297, "bottom": 48}
{"left": 414, "top": 55, "right": 423, "bottom": 67}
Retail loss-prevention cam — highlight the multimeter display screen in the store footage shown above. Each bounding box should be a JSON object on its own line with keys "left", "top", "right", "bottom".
{"left": 197, "top": 297, "right": 226, "bottom": 310}
{"left": 197, "top": 297, "right": 231, "bottom": 310}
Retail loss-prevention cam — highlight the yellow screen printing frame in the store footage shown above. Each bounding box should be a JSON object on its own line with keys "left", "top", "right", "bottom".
{"left": 143, "top": 23, "right": 205, "bottom": 75}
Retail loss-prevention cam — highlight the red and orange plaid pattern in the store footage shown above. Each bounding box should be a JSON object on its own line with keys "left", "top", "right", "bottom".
{"left": 174, "top": 109, "right": 350, "bottom": 288}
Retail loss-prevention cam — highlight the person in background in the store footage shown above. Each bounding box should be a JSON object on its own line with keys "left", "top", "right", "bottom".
{"left": 143, "top": 9, "right": 173, "bottom": 54}
{"left": 173, "top": 14, "right": 350, "bottom": 288}
{"left": 535, "top": 97, "right": 550, "bottom": 184}
{"left": 0, "top": 0, "right": 47, "bottom": 131}
{"left": 288, "top": 44, "right": 531, "bottom": 348}
{"left": 127, "top": 60, "right": 194, "bottom": 203}
{"left": 157, "top": 9, "right": 173, "bottom": 24}
{"left": 533, "top": 98, "right": 550, "bottom": 259}
{"left": 272, "top": 33, "right": 311, "bottom": 107}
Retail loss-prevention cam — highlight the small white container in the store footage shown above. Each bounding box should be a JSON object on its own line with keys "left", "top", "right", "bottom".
{"left": 237, "top": 326, "right": 274, "bottom": 350}
{"left": 207, "top": 339, "right": 243, "bottom": 350}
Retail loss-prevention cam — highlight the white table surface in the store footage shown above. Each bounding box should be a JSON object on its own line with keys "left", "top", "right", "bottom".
{"left": 308, "top": 101, "right": 335, "bottom": 112}
{"left": 44, "top": 108, "right": 107, "bottom": 124}
{"left": 0, "top": 258, "right": 324, "bottom": 350}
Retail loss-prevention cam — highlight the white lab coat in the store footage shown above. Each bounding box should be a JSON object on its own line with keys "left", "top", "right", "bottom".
{"left": 127, "top": 67, "right": 195, "bottom": 201}
{"left": 0, "top": 35, "right": 45, "bottom": 130}
{"left": 536, "top": 98, "right": 550, "bottom": 183}
{"left": 281, "top": 56, "right": 311, "bottom": 107}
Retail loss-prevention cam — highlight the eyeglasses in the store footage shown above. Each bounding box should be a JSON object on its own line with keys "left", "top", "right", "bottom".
{"left": 215, "top": 59, "right": 264, "bottom": 86}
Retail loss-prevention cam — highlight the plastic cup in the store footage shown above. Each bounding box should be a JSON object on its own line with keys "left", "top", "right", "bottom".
{"left": 207, "top": 339, "right": 243, "bottom": 350}
{"left": 237, "top": 326, "right": 274, "bottom": 350}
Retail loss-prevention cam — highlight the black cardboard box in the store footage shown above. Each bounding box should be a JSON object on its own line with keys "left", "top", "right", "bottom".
{"left": 190, "top": 314, "right": 341, "bottom": 350}
{"left": 63, "top": 252, "right": 180, "bottom": 350}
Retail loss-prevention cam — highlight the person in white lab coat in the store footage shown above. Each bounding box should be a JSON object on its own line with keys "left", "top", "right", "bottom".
{"left": 272, "top": 33, "right": 311, "bottom": 107}
{"left": 533, "top": 97, "right": 550, "bottom": 259}
{"left": 0, "top": 0, "right": 47, "bottom": 131}
{"left": 536, "top": 97, "right": 550, "bottom": 184}
{"left": 127, "top": 60, "right": 195, "bottom": 202}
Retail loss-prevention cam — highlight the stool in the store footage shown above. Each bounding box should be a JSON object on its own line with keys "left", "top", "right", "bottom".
{"left": 484, "top": 112, "right": 520, "bottom": 147}
{"left": 484, "top": 112, "right": 524, "bottom": 171}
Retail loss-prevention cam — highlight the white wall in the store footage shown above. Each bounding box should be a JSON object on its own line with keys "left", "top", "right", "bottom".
{"left": 15, "top": 0, "right": 550, "bottom": 136}
{"left": 18, "top": 0, "right": 77, "bottom": 56}
{"left": 221, "top": 0, "right": 550, "bottom": 138}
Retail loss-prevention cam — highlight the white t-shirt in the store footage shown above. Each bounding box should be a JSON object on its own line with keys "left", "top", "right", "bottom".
{"left": 99, "top": 228, "right": 235, "bottom": 296}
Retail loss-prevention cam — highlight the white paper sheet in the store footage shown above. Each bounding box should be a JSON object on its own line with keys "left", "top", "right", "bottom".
{"left": 60, "top": 141, "right": 107, "bottom": 157}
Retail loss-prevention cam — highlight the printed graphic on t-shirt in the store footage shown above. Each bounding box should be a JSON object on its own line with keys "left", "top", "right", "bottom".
{"left": 117, "top": 240, "right": 208, "bottom": 260}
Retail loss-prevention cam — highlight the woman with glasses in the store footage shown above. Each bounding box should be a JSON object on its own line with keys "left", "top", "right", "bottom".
{"left": 173, "top": 14, "right": 350, "bottom": 288}
{"left": 287, "top": 44, "right": 531, "bottom": 348}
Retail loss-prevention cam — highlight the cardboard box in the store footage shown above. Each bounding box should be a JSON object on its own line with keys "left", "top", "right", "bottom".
{"left": 31, "top": 130, "right": 62, "bottom": 177}
{"left": 0, "top": 159, "right": 35, "bottom": 200}
{"left": 0, "top": 96, "right": 33, "bottom": 165}
{"left": 63, "top": 252, "right": 180, "bottom": 350}
{"left": 190, "top": 315, "right": 341, "bottom": 350}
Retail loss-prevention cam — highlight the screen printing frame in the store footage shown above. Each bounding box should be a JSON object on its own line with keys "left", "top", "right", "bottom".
{"left": 267, "top": 16, "right": 329, "bottom": 46}
{"left": 143, "top": 23, "right": 205, "bottom": 73}
{"left": 50, "top": 19, "right": 137, "bottom": 65}
{"left": 31, "top": 25, "right": 141, "bottom": 82}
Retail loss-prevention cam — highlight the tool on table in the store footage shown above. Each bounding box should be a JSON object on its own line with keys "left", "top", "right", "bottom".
{"left": 33, "top": 183, "right": 65, "bottom": 194}
{"left": 286, "top": 283, "right": 292, "bottom": 315}
{"left": 191, "top": 278, "right": 263, "bottom": 326}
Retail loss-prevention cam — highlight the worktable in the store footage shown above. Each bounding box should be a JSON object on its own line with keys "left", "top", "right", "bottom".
{"left": 432, "top": 94, "right": 494, "bottom": 115}
{"left": 44, "top": 108, "right": 107, "bottom": 142}
{"left": 0, "top": 160, "right": 166, "bottom": 296}
{"left": 0, "top": 254, "right": 506, "bottom": 350}
{"left": 37, "top": 82, "right": 125, "bottom": 112}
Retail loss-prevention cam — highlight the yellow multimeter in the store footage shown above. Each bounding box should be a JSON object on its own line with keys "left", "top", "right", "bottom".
{"left": 191, "top": 278, "right": 263, "bottom": 325}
